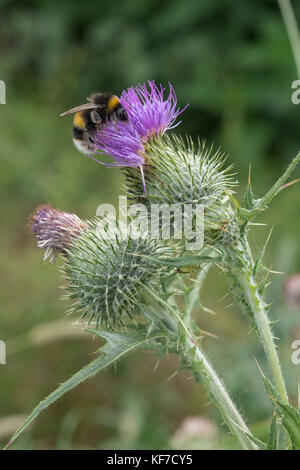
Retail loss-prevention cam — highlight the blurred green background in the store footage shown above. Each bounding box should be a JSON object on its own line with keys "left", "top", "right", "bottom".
{"left": 1, "top": 0, "right": 300, "bottom": 450}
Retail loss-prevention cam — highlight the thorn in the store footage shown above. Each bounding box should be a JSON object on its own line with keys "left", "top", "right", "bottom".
{"left": 248, "top": 222, "right": 268, "bottom": 226}
{"left": 218, "top": 292, "right": 230, "bottom": 302}
{"left": 253, "top": 356, "right": 266, "bottom": 379}
{"left": 153, "top": 358, "right": 161, "bottom": 374}
{"left": 248, "top": 162, "right": 252, "bottom": 185}
{"left": 198, "top": 329, "right": 218, "bottom": 340}
{"left": 266, "top": 226, "right": 274, "bottom": 243}
{"left": 279, "top": 178, "right": 300, "bottom": 192}
{"left": 224, "top": 303, "right": 234, "bottom": 310}
{"left": 200, "top": 304, "right": 216, "bottom": 315}
{"left": 166, "top": 370, "right": 179, "bottom": 382}
{"left": 3, "top": 440, "right": 12, "bottom": 450}
{"left": 267, "top": 269, "right": 285, "bottom": 275}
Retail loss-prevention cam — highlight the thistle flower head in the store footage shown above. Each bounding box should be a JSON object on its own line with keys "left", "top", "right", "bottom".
{"left": 30, "top": 205, "right": 88, "bottom": 262}
{"left": 64, "top": 221, "right": 171, "bottom": 329}
{"left": 93, "top": 81, "right": 186, "bottom": 169}
{"left": 125, "top": 135, "right": 236, "bottom": 246}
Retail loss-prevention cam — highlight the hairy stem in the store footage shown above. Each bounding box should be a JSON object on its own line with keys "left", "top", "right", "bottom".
{"left": 237, "top": 274, "right": 288, "bottom": 404}
{"left": 182, "top": 333, "right": 258, "bottom": 450}
{"left": 226, "top": 240, "right": 293, "bottom": 449}
{"left": 224, "top": 241, "right": 289, "bottom": 405}
{"left": 144, "top": 285, "right": 258, "bottom": 450}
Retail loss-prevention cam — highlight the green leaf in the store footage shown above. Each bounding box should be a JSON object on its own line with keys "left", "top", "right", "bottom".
{"left": 267, "top": 410, "right": 278, "bottom": 450}
{"left": 253, "top": 228, "right": 273, "bottom": 276}
{"left": 259, "top": 365, "right": 279, "bottom": 399}
{"left": 269, "top": 398, "right": 300, "bottom": 450}
{"left": 259, "top": 367, "right": 300, "bottom": 449}
{"left": 140, "top": 254, "right": 221, "bottom": 268}
{"left": 5, "top": 329, "right": 165, "bottom": 449}
{"left": 237, "top": 207, "right": 263, "bottom": 222}
{"left": 257, "top": 150, "right": 300, "bottom": 210}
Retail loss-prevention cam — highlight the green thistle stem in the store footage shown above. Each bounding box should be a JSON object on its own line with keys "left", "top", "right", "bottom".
{"left": 144, "top": 285, "right": 258, "bottom": 450}
{"left": 278, "top": 0, "right": 300, "bottom": 80}
{"left": 257, "top": 151, "right": 300, "bottom": 209}
{"left": 235, "top": 272, "right": 288, "bottom": 404}
{"left": 225, "top": 239, "right": 293, "bottom": 449}
{"left": 182, "top": 334, "right": 258, "bottom": 450}
{"left": 224, "top": 241, "right": 289, "bottom": 405}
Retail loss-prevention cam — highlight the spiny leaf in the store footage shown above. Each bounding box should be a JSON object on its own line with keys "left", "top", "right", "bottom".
{"left": 160, "top": 272, "right": 178, "bottom": 295}
{"left": 139, "top": 254, "right": 221, "bottom": 268}
{"left": 255, "top": 358, "right": 280, "bottom": 400}
{"left": 268, "top": 398, "right": 300, "bottom": 450}
{"left": 237, "top": 207, "right": 263, "bottom": 222}
{"left": 253, "top": 227, "right": 273, "bottom": 276}
{"left": 5, "top": 329, "right": 165, "bottom": 449}
{"left": 244, "top": 163, "right": 255, "bottom": 210}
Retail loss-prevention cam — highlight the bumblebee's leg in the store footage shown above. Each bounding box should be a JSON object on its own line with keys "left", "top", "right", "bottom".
{"left": 85, "top": 132, "right": 95, "bottom": 153}
{"left": 90, "top": 110, "right": 102, "bottom": 124}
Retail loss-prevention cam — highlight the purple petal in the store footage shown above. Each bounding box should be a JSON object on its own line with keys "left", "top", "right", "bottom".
{"left": 93, "top": 80, "right": 187, "bottom": 168}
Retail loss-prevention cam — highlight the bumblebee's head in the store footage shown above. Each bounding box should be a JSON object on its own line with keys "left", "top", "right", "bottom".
{"left": 114, "top": 104, "right": 128, "bottom": 122}
{"left": 106, "top": 95, "right": 128, "bottom": 122}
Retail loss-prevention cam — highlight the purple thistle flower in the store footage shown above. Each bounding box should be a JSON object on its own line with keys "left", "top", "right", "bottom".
{"left": 30, "top": 205, "right": 88, "bottom": 262}
{"left": 93, "top": 81, "right": 187, "bottom": 170}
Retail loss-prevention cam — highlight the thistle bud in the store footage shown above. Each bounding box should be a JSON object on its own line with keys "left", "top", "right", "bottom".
{"left": 64, "top": 222, "right": 170, "bottom": 329}
{"left": 30, "top": 205, "right": 88, "bottom": 262}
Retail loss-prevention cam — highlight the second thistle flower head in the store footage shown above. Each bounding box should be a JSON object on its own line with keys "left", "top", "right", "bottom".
{"left": 30, "top": 205, "right": 88, "bottom": 262}
{"left": 64, "top": 221, "right": 171, "bottom": 329}
{"left": 94, "top": 81, "right": 186, "bottom": 169}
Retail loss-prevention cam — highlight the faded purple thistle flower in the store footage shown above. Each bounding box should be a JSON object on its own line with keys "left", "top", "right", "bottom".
{"left": 93, "top": 81, "right": 187, "bottom": 188}
{"left": 30, "top": 205, "right": 88, "bottom": 262}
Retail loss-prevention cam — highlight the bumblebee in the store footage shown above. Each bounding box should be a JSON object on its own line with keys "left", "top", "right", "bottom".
{"left": 60, "top": 93, "right": 128, "bottom": 155}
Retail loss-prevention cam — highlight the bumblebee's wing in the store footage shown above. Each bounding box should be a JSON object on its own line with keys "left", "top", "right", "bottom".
{"left": 60, "top": 103, "right": 100, "bottom": 117}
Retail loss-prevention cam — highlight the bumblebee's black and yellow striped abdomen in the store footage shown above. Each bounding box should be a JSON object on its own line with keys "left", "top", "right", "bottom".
{"left": 72, "top": 110, "right": 98, "bottom": 154}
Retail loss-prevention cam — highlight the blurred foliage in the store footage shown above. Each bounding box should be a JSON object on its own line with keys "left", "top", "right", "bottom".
{"left": 0, "top": 0, "right": 299, "bottom": 449}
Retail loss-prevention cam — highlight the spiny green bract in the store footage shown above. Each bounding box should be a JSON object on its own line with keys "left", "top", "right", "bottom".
{"left": 63, "top": 223, "right": 171, "bottom": 329}
{"left": 124, "top": 135, "right": 237, "bottom": 246}
{"left": 125, "top": 135, "right": 235, "bottom": 206}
